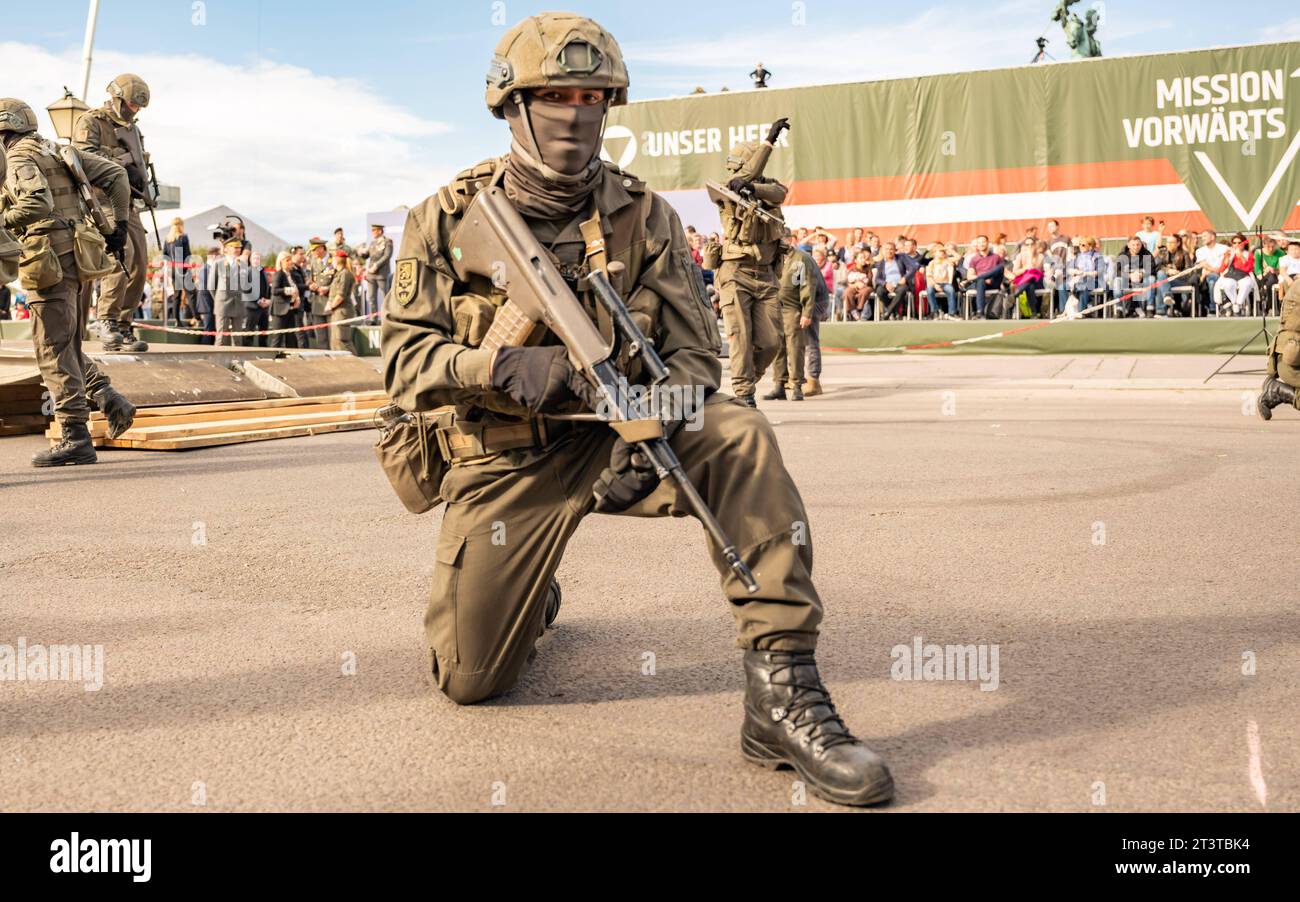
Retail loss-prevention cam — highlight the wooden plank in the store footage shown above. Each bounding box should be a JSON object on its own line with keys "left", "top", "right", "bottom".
{"left": 119, "top": 407, "right": 380, "bottom": 441}
{"left": 0, "top": 398, "right": 46, "bottom": 417}
{"left": 124, "top": 419, "right": 375, "bottom": 451}
{"left": 92, "top": 398, "right": 382, "bottom": 430}
{"left": 242, "top": 357, "right": 382, "bottom": 398}
{"left": 94, "top": 358, "right": 269, "bottom": 407}
{"left": 0, "top": 423, "right": 46, "bottom": 437}
{"left": 97, "top": 390, "right": 387, "bottom": 420}
{"left": 48, "top": 396, "right": 386, "bottom": 441}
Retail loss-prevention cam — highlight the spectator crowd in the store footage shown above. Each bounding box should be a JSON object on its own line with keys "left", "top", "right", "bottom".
{"left": 682, "top": 216, "right": 1300, "bottom": 324}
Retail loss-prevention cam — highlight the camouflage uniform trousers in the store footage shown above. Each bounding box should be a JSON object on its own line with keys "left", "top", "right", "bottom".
{"left": 29, "top": 251, "right": 112, "bottom": 424}
{"left": 769, "top": 304, "right": 808, "bottom": 391}
{"left": 717, "top": 261, "right": 781, "bottom": 398}
{"left": 95, "top": 210, "right": 148, "bottom": 328}
{"left": 424, "top": 393, "right": 822, "bottom": 705}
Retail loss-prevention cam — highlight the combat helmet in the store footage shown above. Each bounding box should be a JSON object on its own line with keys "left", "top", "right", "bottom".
{"left": 486, "top": 12, "right": 628, "bottom": 119}
{"left": 726, "top": 141, "right": 760, "bottom": 173}
{"left": 107, "top": 74, "right": 151, "bottom": 108}
{"left": 0, "top": 99, "right": 39, "bottom": 135}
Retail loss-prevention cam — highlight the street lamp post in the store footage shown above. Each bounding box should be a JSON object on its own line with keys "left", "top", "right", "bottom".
{"left": 46, "top": 88, "right": 90, "bottom": 144}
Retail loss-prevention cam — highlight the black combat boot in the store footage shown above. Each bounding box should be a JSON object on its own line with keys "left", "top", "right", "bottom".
{"left": 92, "top": 386, "right": 136, "bottom": 439}
{"left": 92, "top": 319, "right": 125, "bottom": 351}
{"left": 1257, "top": 376, "right": 1298, "bottom": 421}
{"left": 738, "top": 395, "right": 758, "bottom": 409}
{"left": 119, "top": 322, "right": 149, "bottom": 353}
{"left": 31, "top": 422, "right": 97, "bottom": 468}
{"left": 742, "top": 650, "right": 894, "bottom": 806}
{"left": 790, "top": 385, "right": 805, "bottom": 401}
{"left": 763, "top": 386, "right": 787, "bottom": 401}
{"left": 544, "top": 579, "right": 562, "bottom": 629}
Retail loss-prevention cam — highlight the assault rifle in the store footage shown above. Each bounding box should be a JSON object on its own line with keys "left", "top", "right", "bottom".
{"left": 450, "top": 186, "right": 760, "bottom": 594}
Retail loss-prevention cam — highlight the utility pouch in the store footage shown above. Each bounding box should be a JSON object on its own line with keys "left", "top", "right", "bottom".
{"left": 72, "top": 220, "right": 115, "bottom": 281}
{"left": 0, "top": 228, "right": 20, "bottom": 285}
{"left": 374, "top": 404, "right": 453, "bottom": 515}
{"left": 18, "top": 233, "right": 63, "bottom": 291}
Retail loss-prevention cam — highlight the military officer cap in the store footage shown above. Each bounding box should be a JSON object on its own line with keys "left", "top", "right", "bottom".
{"left": 308, "top": 237, "right": 326, "bottom": 248}
{"left": 485, "top": 12, "right": 629, "bottom": 119}
{"left": 0, "top": 98, "right": 40, "bottom": 135}
{"left": 108, "top": 74, "right": 151, "bottom": 108}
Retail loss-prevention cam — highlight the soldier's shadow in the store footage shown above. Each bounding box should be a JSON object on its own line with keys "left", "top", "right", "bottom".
{"left": 502, "top": 608, "right": 1299, "bottom": 809}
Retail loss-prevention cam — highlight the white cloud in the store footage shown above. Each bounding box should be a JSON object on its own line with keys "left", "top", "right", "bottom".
{"left": 1, "top": 41, "right": 457, "bottom": 243}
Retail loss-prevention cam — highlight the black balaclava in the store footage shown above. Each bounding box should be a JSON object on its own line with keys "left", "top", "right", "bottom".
{"left": 503, "top": 92, "right": 607, "bottom": 221}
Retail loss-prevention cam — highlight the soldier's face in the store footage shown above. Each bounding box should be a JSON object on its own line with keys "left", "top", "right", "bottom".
{"left": 508, "top": 87, "right": 609, "bottom": 176}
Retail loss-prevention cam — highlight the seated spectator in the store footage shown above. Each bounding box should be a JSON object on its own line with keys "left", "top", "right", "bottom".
{"left": 1136, "top": 216, "right": 1163, "bottom": 254}
{"left": 925, "top": 247, "right": 958, "bottom": 319}
{"left": 872, "top": 242, "right": 918, "bottom": 320}
{"left": 1255, "top": 234, "right": 1283, "bottom": 314}
{"left": 991, "top": 232, "right": 1011, "bottom": 261}
{"left": 842, "top": 249, "right": 874, "bottom": 320}
{"left": 1154, "top": 234, "right": 1194, "bottom": 317}
{"left": 964, "top": 235, "right": 1005, "bottom": 317}
{"left": 1009, "top": 238, "right": 1047, "bottom": 318}
{"left": 1046, "top": 219, "right": 1071, "bottom": 262}
{"left": 1214, "top": 233, "right": 1257, "bottom": 316}
{"left": 14, "top": 299, "right": 30, "bottom": 320}
{"left": 1065, "top": 236, "right": 1106, "bottom": 315}
{"left": 1279, "top": 239, "right": 1300, "bottom": 294}
{"left": 1112, "top": 236, "right": 1158, "bottom": 317}
{"left": 1195, "top": 230, "right": 1229, "bottom": 315}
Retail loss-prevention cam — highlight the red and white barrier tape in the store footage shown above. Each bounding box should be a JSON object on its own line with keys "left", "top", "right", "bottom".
{"left": 136, "top": 312, "right": 380, "bottom": 339}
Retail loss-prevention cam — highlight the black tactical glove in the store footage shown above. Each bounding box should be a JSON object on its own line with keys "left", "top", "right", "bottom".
{"left": 106, "top": 221, "right": 129, "bottom": 258}
{"left": 766, "top": 117, "right": 790, "bottom": 144}
{"left": 728, "top": 177, "right": 755, "bottom": 197}
{"left": 593, "top": 436, "right": 661, "bottom": 514}
{"left": 490, "top": 345, "right": 595, "bottom": 414}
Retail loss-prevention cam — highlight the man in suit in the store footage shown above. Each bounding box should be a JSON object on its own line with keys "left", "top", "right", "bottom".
{"left": 209, "top": 238, "right": 248, "bottom": 347}
{"left": 872, "top": 242, "right": 919, "bottom": 320}
{"left": 193, "top": 246, "right": 218, "bottom": 345}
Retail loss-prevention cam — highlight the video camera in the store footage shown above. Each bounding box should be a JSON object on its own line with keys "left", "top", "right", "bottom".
{"left": 210, "top": 215, "right": 245, "bottom": 244}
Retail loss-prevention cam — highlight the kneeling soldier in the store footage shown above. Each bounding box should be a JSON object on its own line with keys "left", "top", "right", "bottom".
{"left": 381, "top": 14, "right": 893, "bottom": 807}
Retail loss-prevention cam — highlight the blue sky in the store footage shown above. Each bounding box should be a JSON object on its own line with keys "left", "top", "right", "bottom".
{"left": 5, "top": 0, "right": 1295, "bottom": 240}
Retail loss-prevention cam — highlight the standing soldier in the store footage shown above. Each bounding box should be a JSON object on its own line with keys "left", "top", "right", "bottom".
{"left": 363, "top": 223, "right": 393, "bottom": 316}
{"left": 1, "top": 98, "right": 136, "bottom": 467}
{"left": 381, "top": 13, "right": 893, "bottom": 807}
{"left": 305, "top": 237, "right": 334, "bottom": 349}
{"left": 1258, "top": 281, "right": 1300, "bottom": 420}
{"left": 73, "top": 74, "right": 156, "bottom": 353}
{"left": 327, "top": 248, "right": 356, "bottom": 352}
{"left": 764, "top": 239, "right": 821, "bottom": 402}
{"left": 712, "top": 120, "right": 790, "bottom": 407}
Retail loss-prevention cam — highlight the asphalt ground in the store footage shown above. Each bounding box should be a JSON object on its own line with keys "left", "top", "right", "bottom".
{"left": 0, "top": 354, "right": 1295, "bottom": 812}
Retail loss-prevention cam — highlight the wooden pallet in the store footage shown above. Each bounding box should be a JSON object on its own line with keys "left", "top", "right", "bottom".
{"left": 45, "top": 392, "right": 386, "bottom": 451}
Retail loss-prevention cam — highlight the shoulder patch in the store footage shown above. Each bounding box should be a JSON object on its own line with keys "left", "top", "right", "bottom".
{"left": 394, "top": 259, "right": 419, "bottom": 306}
